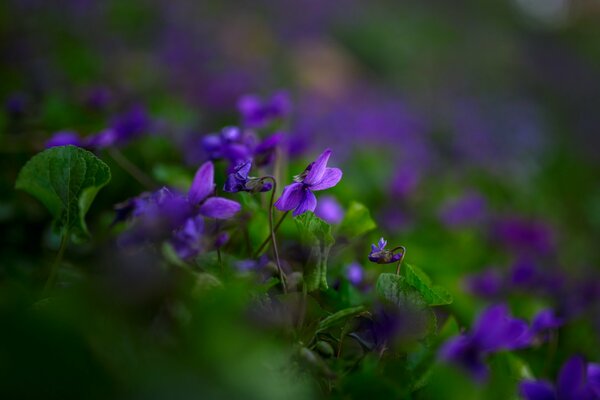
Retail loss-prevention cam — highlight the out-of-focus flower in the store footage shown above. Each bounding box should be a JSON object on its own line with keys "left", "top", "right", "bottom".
{"left": 315, "top": 195, "right": 344, "bottom": 224}
{"left": 520, "top": 356, "right": 600, "bottom": 400}
{"left": 464, "top": 268, "right": 504, "bottom": 298}
{"left": 254, "top": 132, "right": 284, "bottom": 167}
{"left": 439, "top": 304, "right": 532, "bottom": 381}
{"left": 529, "top": 309, "right": 563, "bottom": 343}
{"left": 368, "top": 237, "right": 403, "bottom": 264}
{"left": 492, "top": 216, "right": 556, "bottom": 256}
{"left": 439, "top": 192, "right": 488, "bottom": 229}
{"left": 84, "top": 86, "right": 112, "bottom": 110}
{"left": 275, "top": 148, "right": 342, "bottom": 216}
{"left": 238, "top": 91, "right": 291, "bottom": 128}
{"left": 202, "top": 126, "right": 255, "bottom": 167}
{"left": 223, "top": 161, "right": 272, "bottom": 193}
{"left": 46, "top": 131, "right": 83, "bottom": 148}
{"left": 345, "top": 262, "right": 364, "bottom": 286}
{"left": 109, "top": 105, "right": 152, "bottom": 145}
{"left": 170, "top": 215, "right": 204, "bottom": 260}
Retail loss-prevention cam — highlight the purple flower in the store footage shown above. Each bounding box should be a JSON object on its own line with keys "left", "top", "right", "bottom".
{"left": 254, "top": 132, "right": 284, "bottom": 167}
{"left": 464, "top": 268, "right": 504, "bottom": 298}
{"left": 238, "top": 91, "right": 291, "bottom": 128}
{"left": 223, "top": 161, "right": 272, "bottom": 193}
{"left": 274, "top": 148, "right": 342, "bottom": 216}
{"left": 170, "top": 215, "right": 204, "bottom": 259}
{"left": 84, "top": 129, "right": 118, "bottom": 150}
{"left": 346, "top": 262, "right": 364, "bottom": 286}
{"left": 520, "top": 356, "right": 600, "bottom": 400}
{"left": 189, "top": 161, "right": 241, "bottom": 219}
{"left": 440, "top": 304, "right": 532, "bottom": 381}
{"left": 109, "top": 105, "right": 151, "bottom": 145}
{"left": 46, "top": 131, "right": 83, "bottom": 148}
{"left": 492, "top": 216, "right": 556, "bottom": 256}
{"left": 530, "top": 309, "right": 563, "bottom": 343}
{"left": 315, "top": 195, "right": 344, "bottom": 224}
{"left": 439, "top": 192, "right": 488, "bottom": 229}
{"left": 202, "top": 126, "right": 255, "bottom": 167}
{"left": 368, "top": 237, "right": 403, "bottom": 264}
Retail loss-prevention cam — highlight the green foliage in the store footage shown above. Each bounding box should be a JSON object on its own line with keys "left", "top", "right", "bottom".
{"left": 404, "top": 264, "right": 453, "bottom": 306}
{"left": 316, "top": 305, "right": 366, "bottom": 333}
{"left": 15, "top": 145, "right": 111, "bottom": 242}
{"left": 295, "top": 212, "right": 335, "bottom": 291}
{"left": 152, "top": 163, "right": 192, "bottom": 191}
{"left": 339, "top": 201, "right": 377, "bottom": 237}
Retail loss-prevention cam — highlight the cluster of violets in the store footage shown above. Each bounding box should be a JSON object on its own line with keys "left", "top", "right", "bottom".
{"left": 36, "top": 89, "right": 599, "bottom": 398}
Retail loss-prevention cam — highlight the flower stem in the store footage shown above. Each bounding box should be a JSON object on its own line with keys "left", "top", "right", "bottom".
{"left": 391, "top": 246, "right": 406, "bottom": 275}
{"left": 107, "top": 147, "right": 156, "bottom": 190}
{"left": 43, "top": 233, "right": 69, "bottom": 296}
{"left": 262, "top": 176, "right": 287, "bottom": 293}
{"left": 254, "top": 210, "right": 289, "bottom": 257}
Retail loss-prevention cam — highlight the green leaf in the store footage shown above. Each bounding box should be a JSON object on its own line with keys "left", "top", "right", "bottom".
{"left": 375, "top": 273, "right": 436, "bottom": 339}
{"left": 339, "top": 201, "right": 376, "bottom": 237}
{"left": 295, "top": 212, "right": 335, "bottom": 291}
{"left": 15, "top": 145, "right": 111, "bottom": 242}
{"left": 316, "top": 305, "right": 366, "bottom": 333}
{"left": 404, "top": 264, "right": 453, "bottom": 306}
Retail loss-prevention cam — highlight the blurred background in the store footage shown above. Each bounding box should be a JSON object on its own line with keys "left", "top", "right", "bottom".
{"left": 1, "top": 1, "right": 600, "bottom": 399}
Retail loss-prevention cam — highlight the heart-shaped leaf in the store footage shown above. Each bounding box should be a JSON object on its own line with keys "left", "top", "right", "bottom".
{"left": 404, "top": 264, "right": 453, "bottom": 306}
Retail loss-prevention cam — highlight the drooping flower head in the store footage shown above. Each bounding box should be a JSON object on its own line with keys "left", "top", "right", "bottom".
{"left": 520, "top": 356, "right": 600, "bottom": 400}
{"left": 368, "top": 237, "right": 404, "bottom": 264}
{"left": 439, "top": 304, "right": 532, "bottom": 381}
{"left": 223, "top": 161, "right": 272, "bottom": 193}
{"left": 274, "top": 148, "right": 342, "bottom": 216}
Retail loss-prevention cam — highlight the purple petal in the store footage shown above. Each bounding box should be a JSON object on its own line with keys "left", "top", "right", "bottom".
{"left": 46, "top": 131, "right": 82, "bottom": 148}
{"left": 304, "top": 149, "right": 332, "bottom": 185}
{"left": 531, "top": 309, "right": 563, "bottom": 335}
{"left": 274, "top": 182, "right": 305, "bottom": 212}
{"left": 199, "top": 197, "right": 241, "bottom": 219}
{"left": 346, "top": 262, "right": 364, "bottom": 285}
{"left": 588, "top": 363, "right": 600, "bottom": 398}
{"left": 293, "top": 189, "right": 317, "bottom": 216}
{"left": 519, "top": 380, "right": 556, "bottom": 400}
{"left": 198, "top": 197, "right": 242, "bottom": 219}
{"left": 189, "top": 161, "right": 215, "bottom": 204}
{"left": 310, "top": 167, "right": 343, "bottom": 191}
{"left": 557, "top": 356, "right": 586, "bottom": 400}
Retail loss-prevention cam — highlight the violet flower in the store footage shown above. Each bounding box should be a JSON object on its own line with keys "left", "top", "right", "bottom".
{"left": 170, "top": 215, "right": 204, "bottom": 259}
{"left": 520, "top": 356, "right": 600, "bottom": 400}
{"left": 223, "top": 161, "right": 272, "bottom": 193}
{"left": 346, "top": 262, "right": 364, "bottom": 286}
{"left": 368, "top": 237, "right": 403, "bottom": 264}
{"left": 238, "top": 91, "right": 291, "bottom": 128}
{"left": 274, "top": 148, "right": 342, "bottom": 216}
{"left": 202, "top": 126, "right": 255, "bottom": 167}
{"left": 254, "top": 132, "right": 284, "bottom": 167}
{"left": 46, "top": 131, "right": 83, "bottom": 148}
{"left": 188, "top": 161, "right": 241, "bottom": 219}
{"left": 439, "top": 304, "right": 532, "bottom": 381}
{"left": 529, "top": 309, "right": 563, "bottom": 343}
{"left": 315, "top": 195, "right": 344, "bottom": 224}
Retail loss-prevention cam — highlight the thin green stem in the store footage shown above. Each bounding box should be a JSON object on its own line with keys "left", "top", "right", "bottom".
{"left": 391, "top": 246, "right": 406, "bottom": 275}
{"left": 107, "top": 147, "right": 156, "bottom": 190}
{"left": 43, "top": 233, "right": 69, "bottom": 296}
{"left": 262, "top": 177, "right": 287, "bottom": 293}
{"left": 254, "top": 210, "right": 289, "bottom": 258}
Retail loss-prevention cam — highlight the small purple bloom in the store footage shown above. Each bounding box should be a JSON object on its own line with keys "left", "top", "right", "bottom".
{"left": 254, "top": 132, "right": 284, "bottom": 167}
{"left": 440, "top": 304, "right": 532, "bottom": 381}
{"left": 439, "top": 192, "right": 488, "bottom": 229}
{"left": 223, "top": 161, "right": 272, "bottom": 193}
{"left": 346, "top": 262, "right": 364, "bottom": 286}
{"left": 189, "top": 161, "right": 241, "bottom": 219}
{"left": 315, "top": 195, "right": 344, "bottom": 224}
{"left": 202, "top": 126, "right": 255, "bottom": 167}
{"left": 530, "top": 309, "right": 563, "bottom": 342}
{"left": 84, "top": 128, "right": 118, "bottom": 149}
{"left": 46, "top": 131, "right": 83, "bottom": 148}
{"left": 274, "top": 148, "right": 342, "bottom": 216}
{"left": 238, "top": 91, "right": 291, "bottom": 128}
{"left": 170, "top": 215, "right": 204, "bottom": 260}
{"left": 109, "top": 105, "right": 151, "bottom": 144}
{"left": 492, "top": 216, "right": 556, "bottom": 256}
{"left": 520, "top": 356, "right": 600, "bottom": 400}
{"left": 368, "top": 237, "right": 403, "bottom": 264}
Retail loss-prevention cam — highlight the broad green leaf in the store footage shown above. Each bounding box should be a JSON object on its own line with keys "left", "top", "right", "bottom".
{"left": 295, "top": 212, "right": 335, "bottom": 291}
{"left": 15, "top": 145, "right": 111, "bottom": 242}
{"left": 404, "top": 264, "right": 453, "bottom": 306}
{"left": 375, "top": 273, "right": 436, "bottom": 339}
{"left": 339, "top": 201, "right": 376, "bottom": 237}
{"left": 316, "top": 305, "right": 366, "bottom": 333}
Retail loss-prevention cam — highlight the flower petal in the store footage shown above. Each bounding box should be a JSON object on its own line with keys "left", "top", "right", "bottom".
{"left": 199, "top": 197, "right": 241, "bottom": 219}
{"left": 274, "top": 182, "right": 304, "bottom": 212}
{"left": 310, "top": 167, "right": 342, "bottom": 191}
{"left": 293, "top": 189, "right": 317, "bottom": 216}
{"left": 304, "top": 149, "right": 332, "bottom": 185}
{"left": 519, "top": 380, "right": 556, "bottom": 400}
{"left": 189, "top": 161, "right": 215, "bottom": 204}
{"left": 557, "top": 356, "right": 586, "bottom": 400}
